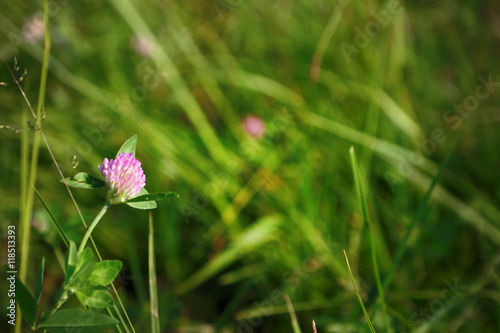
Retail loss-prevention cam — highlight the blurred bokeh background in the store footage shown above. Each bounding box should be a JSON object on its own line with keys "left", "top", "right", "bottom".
{"left": 1, "top": 0, "right": 500, "bottom": 332}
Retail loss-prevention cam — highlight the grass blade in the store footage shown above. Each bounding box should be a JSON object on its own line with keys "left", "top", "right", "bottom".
{"left": 380, "top": 130, "right": 462, "bottom": 293}
{"left": 16, "top": 1, "right": 51, "bottom": 331}
{"left": 14, "top": 277, "right": 38, "bottom": 327}
{"left": 174, "top": 215, "right": 281, "bottom": 295}
{"left": 343, "top": 250, "right": 376, "bottom": 333}
{"left": 309, "top": 0, "right": 350, "bottom": 82}
{"left": 349, "top": 147, "right": 389, "bottom": 332}
{"left": 284, "top": 294, "right": 302, "bottom": 333}
{"left": 149, "top": 212, "right": 160, "bottom": 333}
{"left": 33, "top": 187, "right": 70, "bottom": 248}
{"left": 34, "top": 257, "right": 45, "bottom": 305}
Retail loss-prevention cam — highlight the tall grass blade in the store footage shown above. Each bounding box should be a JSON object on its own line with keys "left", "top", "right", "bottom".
{"left": 109, "top": 0, "right": 233, "bottom": 164}
{"left": 149, "top": 212, "right": 160, "bottom": 333}
{"left": 310, "top": 0, "right": 350, "bottom": 82}
{"left": 343, "top": 250, "right": 376, "bottom": 333}
{"left": 16, "top": 1, "right": 51, "bottom": 331}
{"left": 34, "top": 257, "right": 45, "bottom": 305}
{"left": 381, "top": 130, "right": 462, "bottom": 293}
{"left": 349, "top": 147, "right": 389, "bottom": 332}
{"left": 284, "top": 294, "right": 303, "bottom": 333}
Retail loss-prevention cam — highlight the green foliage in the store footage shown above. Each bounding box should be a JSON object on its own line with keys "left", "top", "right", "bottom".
{"left": 15, "top": 251, "right": 120, "bottom": 330}
{"left": 15, "top": 278, "right": 38, "bottom": 327}
{"left": 116, "top": 133, "right": 138, "bottom": 157}
{"left": 127, "top": 191, "right": 179, "bottom": 203}
{"left": 89, "top": 260, "right": 123, "bottom": 286}
{"left": 65, "top": 248, "right": 97, "bottom": 291}
{"left": 2, "top": 0, "right": 500, "bottom": 332}
{"left": 60, "top": 172, "right": 106, "bottom": 189}
{"left": 61, "top": 248, "right": 122, "bottom": 309}
{"left": 76, "top": 287, "right": 114, "bottom": 308}
{"left": 125, "top": 188, "right": 157, "bottom": 210}
{"left": 38, "top": 308, "right": 119, "bottom": 332}
{"left": 34, "top": 188, "right": 70, "bottom": 248}
{"left": 34, "top": 257, "right": 45, "bottom": 305}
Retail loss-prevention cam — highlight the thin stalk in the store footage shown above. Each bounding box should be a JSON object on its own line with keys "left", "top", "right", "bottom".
{"left": 284, "top": 294, "right": 302, "bottom": 333}
{"left": 108, "top": 306, "right": 125, "bottom": 333}
{"left": 5, "top": 12, "right": 132, "bottom": 333}
{"left": 349, "top": 147, "right": 390, "bottom": 333}
{"left": 8, "top": 70, "right": 134, "bottom": 333}
{"left": 17, "top": 76, "right": 29, "bottom": 333}
{"left": 17, "top": 0, "right": 50, "bottom": 331}
{"left": 381, "top": 132, "right": 460, "bottom": 293}
{"left": 149, "top": 212, "right": 160, "bottom": 333}
{"left": 78, "top": 202, "right": 110, "bottom": 255}
{"left": 111, "top": 283, "right": 136, "bottom": 333}
{"left": 20, "top": 97, "right": 28, "bottom": 230}
{"left": 343, "top": 250, "right": 376, "bottom": 333}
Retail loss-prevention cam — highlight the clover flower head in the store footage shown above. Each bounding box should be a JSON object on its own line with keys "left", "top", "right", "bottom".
{"left": 242, "top": 114, "right": 266, "bottom": 139}
{"left": 22, "top": 15, "right": 44, "bottom": 43}
{"left": 130, "top": 33, "right": 156, "bottom": 58}
{"left": 98, "top": 153, "right": 146, "bottom": 204}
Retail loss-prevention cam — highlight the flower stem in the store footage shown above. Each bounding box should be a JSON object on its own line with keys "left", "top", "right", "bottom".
{"left": 78, "top": 202, "right": 110, "bottom": 255}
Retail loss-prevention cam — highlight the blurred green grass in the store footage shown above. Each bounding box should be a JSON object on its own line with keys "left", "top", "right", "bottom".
{"left": 1, "top": 0, "right": 500, "bottom": 332}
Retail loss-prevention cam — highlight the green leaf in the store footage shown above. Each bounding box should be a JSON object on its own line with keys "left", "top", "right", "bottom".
{"left": 15, "top": 277, "right": 37, "bottom": 327}
{"left": 126, "top": 188, "right": 157, "bottom": 210}
{"left": 39, "top": 308, "right": 119, "bottom": 332}
{"left": 116, "top": 134, "right": 138, "bottom": 157}
{"left": 89, "top": 260, "right": 123, "bottom": 286}
{"left": 66, "top": 248, "right": 97, "bottom": 292}
{"left": 34, "top": 187, "right": 70, "bottom": 248}
{"left": 76, "top": 288, "right": 114, "bottom": 308}
{"left": 55, "top": 242, "right": 79, "bottom": 311}
{"left": 60, "top": 172, "right": 106, "bottom": 189}
{"left": 126, "top": 191, "right": 179, "bottom": 203}
{"left": 35, "top": 257, "right": 45, "bottom": 304}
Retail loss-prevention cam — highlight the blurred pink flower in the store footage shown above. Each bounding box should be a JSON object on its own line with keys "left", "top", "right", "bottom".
{"left": 242, "top": 114, "right": 266, "bottom": 139}
{"left": 22, "top": 15, "right": 44, "bottom": 43}
{"left": 130, "top": 33, "right": 156, "bottom": 58}
{"left": 98, "top": 152, "right": 146, "bottom": 204}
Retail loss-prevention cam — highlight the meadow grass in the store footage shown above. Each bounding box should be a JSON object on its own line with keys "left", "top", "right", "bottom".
{"left": 1, "top": 0, "right": 500, "bottom": 332}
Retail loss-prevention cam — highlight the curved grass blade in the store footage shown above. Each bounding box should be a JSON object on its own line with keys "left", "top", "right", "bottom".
{"left": 175, "top": 215, "right": 281, "bottom": 295}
